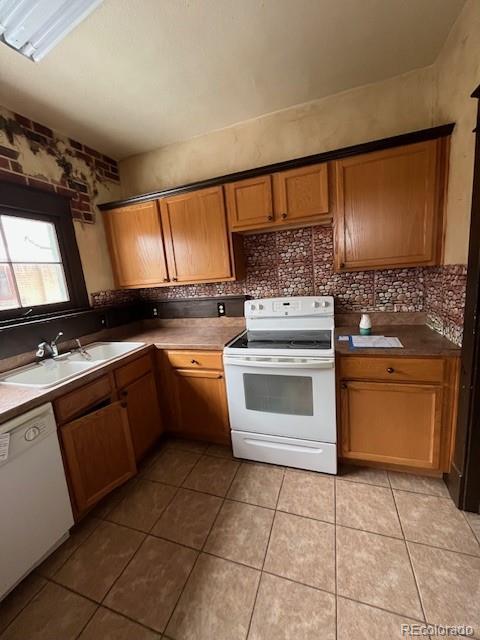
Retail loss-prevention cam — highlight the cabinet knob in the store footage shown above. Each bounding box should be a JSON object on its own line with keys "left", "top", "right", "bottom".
{"left": 341, "top": 382, "right": 347, "bottom": 389}
{"left": 172, "top": 277, "right": 178, "bottom": 281}
{"left": 339, "top": 262, "right": 345, "bottom": 268}
{"left": 387, "top": 367, "right": 395, "bottom": 374}
{"left": 191, "top": 359, "right": 199, "bottom": 365}
{"left": 267, "top": 214, "right": 273, "bottom": 221}
{"left": 163, "top": 278, "right": 169, "bottom": 282}
{"left": 121, "top": 389, "right": 128, "bottom": 397}
{"left": 217, "top": 374, "right": 223, "bottom": 379}
{"left": 281, "top": 213, "right": 287, "bottom": 219}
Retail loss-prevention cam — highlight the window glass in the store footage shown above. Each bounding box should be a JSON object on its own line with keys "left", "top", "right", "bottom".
{"left": 0, "top": 214, "right": 69, "bottom": 311}
{"left": 0, "top": 264, "right": 19, "bottom": 310}
{"left": 13, "top": 264, "right": 69, "bottom": 306}
{"left": 1, "top": 215, "right": 61, "bottom": 262}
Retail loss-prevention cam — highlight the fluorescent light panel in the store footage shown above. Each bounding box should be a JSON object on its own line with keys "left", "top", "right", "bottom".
{"left": 0, "top": 0, "right": 103, "bottom": 61}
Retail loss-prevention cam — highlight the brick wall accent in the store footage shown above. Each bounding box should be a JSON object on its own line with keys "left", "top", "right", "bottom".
{"left": 0, "top": 110, "right": 120, "bottom": 223}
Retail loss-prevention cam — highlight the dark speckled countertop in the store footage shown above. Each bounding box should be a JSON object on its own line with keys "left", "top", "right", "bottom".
{"left": 335, "top": 325, "right": 460, "bottom": 357}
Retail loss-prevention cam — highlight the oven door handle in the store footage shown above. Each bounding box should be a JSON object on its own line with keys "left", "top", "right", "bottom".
{"left": 224, "top": 358, "right": 334, "bottom": 369}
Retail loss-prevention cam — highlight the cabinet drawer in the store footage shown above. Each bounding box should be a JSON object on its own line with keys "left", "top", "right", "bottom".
{"left": 55, "top": 375, "right": 112, "bottom": 423}
{"left": 165, "top": 350, "right": 223, "bottom": 370}
{"left": 115, "top": 354, "right": 152, "bottom": 389}
{"left": 340, "top": 356, "right": 444, "bottom": 384}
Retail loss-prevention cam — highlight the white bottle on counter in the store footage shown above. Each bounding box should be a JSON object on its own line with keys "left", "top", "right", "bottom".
{"left": 359, "top": 313, "right": 372, "bottom": 335}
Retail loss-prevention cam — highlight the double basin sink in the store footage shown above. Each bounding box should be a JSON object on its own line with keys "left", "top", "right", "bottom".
{"left": 0, "top": 342, "right": 145, "bottom": 389}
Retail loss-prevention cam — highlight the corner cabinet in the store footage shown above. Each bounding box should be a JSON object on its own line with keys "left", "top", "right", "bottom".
{"left": 157, "top": 349, "right": 230, "bottom": 445}
{"left": 226, "top": 162, "right": 331, "bottom": 232}
{"left": 338, "top": 354, "right": 459, "bottom": 472}
{"left": 103, "top": 187, "right": 244, "bottom": 289}
{"left": 334, "top": 139, "right": 448, "bottom": 271}
{"left": 103, "top": 201, "right": 169, "bottom": 287}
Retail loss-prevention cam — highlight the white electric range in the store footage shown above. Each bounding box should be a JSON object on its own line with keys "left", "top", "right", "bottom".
{"left": 223, "top": 296, "right": 337, "bottom": 474}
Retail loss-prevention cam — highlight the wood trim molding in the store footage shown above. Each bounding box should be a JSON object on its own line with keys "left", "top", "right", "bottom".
{"left": 98, "top": 123, "right": 455, "bottom": 211}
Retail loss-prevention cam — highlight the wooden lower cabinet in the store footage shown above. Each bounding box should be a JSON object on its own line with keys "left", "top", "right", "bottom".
{"left": 338, "top": 355, "right": 459, "bottom": 473}
{"left": 159, "top": 350, "right": 230, "bottom": 445}
{"left": 120, "top": 371, "right": 163, "bottom": 461}
{"left": 60, "top": 401, "right": 136, "bottom": 517}
{"left": 340, "top": 381, "right": 443, "bottom": 470}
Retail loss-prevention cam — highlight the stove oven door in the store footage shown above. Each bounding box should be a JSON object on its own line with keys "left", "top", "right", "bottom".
{"left": 223, "top": 355, "right": 336, "bottom": 443}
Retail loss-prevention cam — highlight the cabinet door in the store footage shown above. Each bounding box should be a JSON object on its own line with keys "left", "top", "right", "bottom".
{"left": 340, "top": 381, "right": 443, "bottom": 470}
{"left": 60, "top": 401, "right": 136, "bottom": 516}
{"left": 225, "top": 175, "right": 273, "bottom": 230}
{"left": 334, "top": 140, "right": 443, "bottom": 271}
{"left": 164, "top": 367, "right": 230, "bottom": 445}
{"left": 273, "top": 163, "right": 329, "bottom": 222}
{"left": 103, "top": 201, "right": 169, "bottom": 287}
{"left": 121, "top": 372, "right": 163, "bottom": 462}
{"left": 160, "top": 187, "right": 232, "bottom": 283}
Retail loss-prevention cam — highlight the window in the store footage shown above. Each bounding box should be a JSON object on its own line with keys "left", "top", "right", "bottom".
{"left": 0, "top": 215, "right": 69, "bottom": 310}
{"left": 0, "top": 181, "right": 89, "bottom": 324}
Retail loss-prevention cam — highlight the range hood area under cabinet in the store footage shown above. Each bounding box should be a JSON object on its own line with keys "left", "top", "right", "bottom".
{"left": 100, "top": 127, "right": 451, "bottom": 290}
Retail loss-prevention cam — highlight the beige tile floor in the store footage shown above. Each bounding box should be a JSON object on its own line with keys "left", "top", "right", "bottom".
{"left": 1, "top": 438, "right": 480, "bottom": 640}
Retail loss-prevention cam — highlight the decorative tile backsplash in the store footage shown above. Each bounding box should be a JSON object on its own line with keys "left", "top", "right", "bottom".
{"left": 91, "top": 225, "right": 467, "bottom": 346}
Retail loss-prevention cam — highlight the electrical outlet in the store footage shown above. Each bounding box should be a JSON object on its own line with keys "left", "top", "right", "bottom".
{"left": 152, "top": 307, "right": 158, "bottom": 317}
{"left": 217, "top": 302, "right": 226, "bottom": 317}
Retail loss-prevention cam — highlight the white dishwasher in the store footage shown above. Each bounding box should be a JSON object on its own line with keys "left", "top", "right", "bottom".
{"left": 0, "top": 402, "right": 74, "bottom": 600}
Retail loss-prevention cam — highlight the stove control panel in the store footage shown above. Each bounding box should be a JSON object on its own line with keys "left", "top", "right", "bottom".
{"left": 246, "top": 296, "right": 334, "bottom": 318}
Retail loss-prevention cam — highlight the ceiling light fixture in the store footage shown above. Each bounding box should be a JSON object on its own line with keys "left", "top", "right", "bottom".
{"left": 0, "top": 0, "right": 103, "bottom": 62}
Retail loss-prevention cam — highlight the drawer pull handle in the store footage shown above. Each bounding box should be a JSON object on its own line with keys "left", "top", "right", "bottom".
{"left": 217, "top": 374, "right": 223, "bottom": 379}
{"left": 281, "top": 213, "right": 287, "bottom": 219}
{"left": 387, "top": 367, "right": 395, "bottom": 374}
{"left": 191, "top": 359, "right": 200, "bottom": 365}
{"left": 267, "top": 214, "right": 273, "bottom": 221}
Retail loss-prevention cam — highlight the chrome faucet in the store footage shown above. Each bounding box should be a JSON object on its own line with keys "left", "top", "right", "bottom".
{"left": 36, "top": 332, "right": 64, "bottom": 359}
{"left": 74, "top": 338, "right": 92, "bottom": 360}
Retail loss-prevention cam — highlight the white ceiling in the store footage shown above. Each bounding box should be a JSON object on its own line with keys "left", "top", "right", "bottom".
{"left": 0, "top": 0, "right": 465, "bottom": 159}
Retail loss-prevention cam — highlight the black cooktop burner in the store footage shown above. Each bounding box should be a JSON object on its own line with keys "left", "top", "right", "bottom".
{"left": 229, "top": 330, "right": 332, "bottom": 350}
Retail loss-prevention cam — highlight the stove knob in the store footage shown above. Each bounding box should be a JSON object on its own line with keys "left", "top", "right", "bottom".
{"left": 250, "top": 304, "right": 256, "bottom": 312}
{"left": 258, "top": 304, "right": 264, "bottom": 310}
{"left": 313, "top": 301, "right": 320, "bottom": 308}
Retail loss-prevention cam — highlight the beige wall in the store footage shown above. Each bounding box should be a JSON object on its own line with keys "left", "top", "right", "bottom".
{"left": 0, "top": 110, "right": 120, "bottom": 295}
{"left": 433, "top": 0, "right": 480, "bottom": 264}
{"left": 120, "top": 65, "right": 435, "bottom": 194}
{"left": 120, "top": 0, "right": 480, "bottom": 266}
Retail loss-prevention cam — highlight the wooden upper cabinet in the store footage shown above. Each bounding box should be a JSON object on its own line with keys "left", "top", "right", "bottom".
{"left": 225, "top": 163, "right": 330, "bottom": 232}
{"left": 334, "top": 139, "right": 446, "bottom": 271}
{"left": 226, "top": 175, "right": 273, "bottom": 231}
{"left": 103, "top": 201, "right": 169, "bottom": 287}
{"left": 159, "top": 186, "right": 233, "bottom": 283}
{"left": 273, "top": 162, "right": 329, "bottom": 223}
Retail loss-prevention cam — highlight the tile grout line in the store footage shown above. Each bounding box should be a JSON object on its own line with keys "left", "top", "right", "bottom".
{"left": 389, "top": 472, "right": 428, "bottom": 625}
{"left": 460, "top": 509, "right": 480, "bottom": 552}
{"left": 159, "top": 451, "right": 243, "bottom": 637}
{"left": 0, "top": 579, "right": 50, "bottom": 639}
{"left": 245, "top": 466, "right": 286, "bottom": 639}
{"left": 44, "top": 575, "right": 163, "bottom": 638}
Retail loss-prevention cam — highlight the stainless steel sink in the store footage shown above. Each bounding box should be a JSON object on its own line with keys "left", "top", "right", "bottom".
{"left": 0, "top": 342, "right": 145, "bottom": 388}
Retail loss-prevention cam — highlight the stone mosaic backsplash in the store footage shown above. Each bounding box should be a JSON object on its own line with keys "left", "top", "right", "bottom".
{"left": 91, "top": 225, "right": 467, "bottom": 346}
